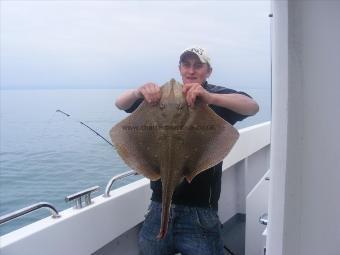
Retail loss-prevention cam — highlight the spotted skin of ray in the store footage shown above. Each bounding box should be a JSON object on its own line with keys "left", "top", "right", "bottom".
{"left": 110, "top": 79, "right": 239, "bottom": 239}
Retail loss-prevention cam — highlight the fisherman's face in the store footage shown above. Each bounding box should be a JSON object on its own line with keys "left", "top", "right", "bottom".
{"left": 179, "top": 54, "right": 212, "bottom": 85}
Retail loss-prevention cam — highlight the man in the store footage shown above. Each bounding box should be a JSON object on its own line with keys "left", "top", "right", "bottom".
{"left": 115, "top": 46, "right": 259, "bottom": 255}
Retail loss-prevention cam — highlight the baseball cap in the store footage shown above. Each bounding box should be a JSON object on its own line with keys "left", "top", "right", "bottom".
{"left": 180, "top": 46, "right": 211, "bottom": 65}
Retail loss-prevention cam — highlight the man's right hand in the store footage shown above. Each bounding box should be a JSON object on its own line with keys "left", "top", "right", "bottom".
{"left": 137, "top": 83, "right": 161, "bottom": 106}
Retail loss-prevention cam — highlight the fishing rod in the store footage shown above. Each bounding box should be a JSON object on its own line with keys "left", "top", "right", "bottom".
{"left": 56, "top": 109, "right": 114, "bottom": 148}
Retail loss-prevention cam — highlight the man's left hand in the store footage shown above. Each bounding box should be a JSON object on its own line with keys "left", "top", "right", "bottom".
{"left": 183, "top": 83, "right": 211, "bottom": 107}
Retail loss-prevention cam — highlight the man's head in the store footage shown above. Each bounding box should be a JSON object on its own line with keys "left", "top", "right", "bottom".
{"left": 179, "top": 46, "right": 212, "bottom": 85}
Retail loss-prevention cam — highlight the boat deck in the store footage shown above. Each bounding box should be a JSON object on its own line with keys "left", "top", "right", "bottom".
{"left": 222, "top": 214, "right": 245, "bottom": 255}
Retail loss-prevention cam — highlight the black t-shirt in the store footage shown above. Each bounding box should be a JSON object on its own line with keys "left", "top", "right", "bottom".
{"left": 124, "top": 82, "right": 250, "bottom": 210}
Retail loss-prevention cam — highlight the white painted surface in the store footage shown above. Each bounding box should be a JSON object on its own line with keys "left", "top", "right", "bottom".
{"left": 266, "top": 2, "right": 288, "bottom": 254}
{"left": 0, "top": 179, "right": 151, "bottom": 255}
{"left": 245, "top": 146, "right": 270, "bottom": 196}
{"left": 245, "top": 170, "right": 270, "bottom": 255}
{"left": 220, "top": 122, "right": 270, "bottom": 223}
{"left": 267, "top": 1, "right": 340, "bottom": 255}
{"left": 219, "top": 145, "right": 270, "bottom": 224}
{"left": 0, "top": 122, "right": 271, "bottom": 255}
{"left": 223, "top": 122, "right": 271, "bottom": 170}
{"left": 219, "top": 164, "right": 243, "bottom": 223}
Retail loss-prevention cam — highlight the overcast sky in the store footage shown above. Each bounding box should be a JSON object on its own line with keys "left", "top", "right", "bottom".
{"left": 0, "top": 1, "right": 271, "bottom": 90}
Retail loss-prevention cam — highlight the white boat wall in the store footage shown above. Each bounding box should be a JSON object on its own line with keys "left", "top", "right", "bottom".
{"left": 0, "top": 122, "right": 271, "bottom": 255}
{"left": 267, "top": 1, "right": 340, "bottom": 255}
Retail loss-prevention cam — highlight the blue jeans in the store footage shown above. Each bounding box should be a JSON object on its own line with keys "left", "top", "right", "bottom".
{"left": 138, "top": 201, "right": 224, "bottom": 255}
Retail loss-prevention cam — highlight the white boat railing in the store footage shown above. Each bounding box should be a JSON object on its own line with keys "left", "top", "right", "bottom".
{"left": 104, "top": 170, "right": 139, "bottom": 197}
{"left": 0, "top": 121, "right": 271, "bottom": 255}
{"left": 0, "top": 203, "right": 61, "bottom": 225}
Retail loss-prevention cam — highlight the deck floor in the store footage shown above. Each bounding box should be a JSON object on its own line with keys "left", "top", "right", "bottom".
{"left": 221, "top": 214, "right": 246, "bottom": 255}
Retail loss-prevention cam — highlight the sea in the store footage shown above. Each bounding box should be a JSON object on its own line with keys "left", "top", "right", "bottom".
{"left": 0, "top": 87, "right": 270, "bottom": 235}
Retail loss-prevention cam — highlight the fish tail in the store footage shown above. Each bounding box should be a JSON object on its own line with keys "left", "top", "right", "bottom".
{"left": 157, "top": 210, "right": 168, "bottom": 239}
{"left": 157, "top": 183, "right": 174, "bottom": 240}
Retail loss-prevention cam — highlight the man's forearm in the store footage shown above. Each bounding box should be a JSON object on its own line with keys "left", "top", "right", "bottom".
{"left": 115, "top": 89, "right": 142, "bottom": 110}
{"left": 207, "top": 93, "right": 259, "bottom": 116}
